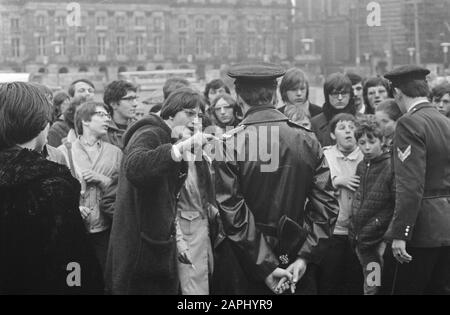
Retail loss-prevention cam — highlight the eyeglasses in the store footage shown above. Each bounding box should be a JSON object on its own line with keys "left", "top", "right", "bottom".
{"left": 121, "top": 96, "right": 138, "bottom": 102}
{"left": 330, "top": 92, "right": 350, "bottom": 98}
{"left": 94, "top": 111, "right": 111, "bottom": 119}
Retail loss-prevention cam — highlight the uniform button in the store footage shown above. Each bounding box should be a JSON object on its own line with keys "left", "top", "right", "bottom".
{"left": 405, "top": 233, "right": 408, "bottom": 236}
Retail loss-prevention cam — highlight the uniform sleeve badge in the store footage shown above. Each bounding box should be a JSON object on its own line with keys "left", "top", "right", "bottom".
{"left": 397, "top": 145, "right": 412, "bottom": 163}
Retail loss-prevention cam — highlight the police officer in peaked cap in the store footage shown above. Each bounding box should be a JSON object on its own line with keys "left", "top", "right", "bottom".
{"left": 211, "top": 63, "right": 339, "bottom": 295}
{"left": 383, "top": 65, "right": 450, "bottom": 294}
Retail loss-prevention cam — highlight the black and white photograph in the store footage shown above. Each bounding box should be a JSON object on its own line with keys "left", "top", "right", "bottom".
{"left": 0, "top": 0, "right": 449, "bottom": 297}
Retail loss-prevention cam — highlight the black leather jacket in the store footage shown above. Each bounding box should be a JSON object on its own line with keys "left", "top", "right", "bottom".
{"left": 213, "top": 105, "right": 339, "bottom": 283}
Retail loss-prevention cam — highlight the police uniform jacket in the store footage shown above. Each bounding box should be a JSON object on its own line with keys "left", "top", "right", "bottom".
{"left": 213, "top": 105, "right": 339, "bottom": 286}
{"left": 385, "top": 101, "right": 450, "bottom": 247}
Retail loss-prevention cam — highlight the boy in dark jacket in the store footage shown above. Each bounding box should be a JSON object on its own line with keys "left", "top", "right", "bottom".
{"left": 350, "top": 119, "right": 395, "bottom": 295}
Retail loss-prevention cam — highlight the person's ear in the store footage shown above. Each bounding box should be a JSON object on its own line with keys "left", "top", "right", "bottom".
{"left": 82, "top": 119, "right": 90, "bottom": 128}
{"left": 330, "top": 132, "right": 336, "bottom": 141}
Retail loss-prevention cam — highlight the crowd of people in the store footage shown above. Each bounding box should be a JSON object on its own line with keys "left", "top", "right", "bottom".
{"left": 0, "top": 62, "right": 449, "bottom": 295}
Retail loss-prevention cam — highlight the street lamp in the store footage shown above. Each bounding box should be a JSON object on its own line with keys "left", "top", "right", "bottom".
{"left": 364, "top": 52, "right": 372, "bottom": 75}
{"left": 441, "top": 42, "right": 450, "bottom": 70}
{"left": 350, "top": 1, "right": 361, "bottom": 72}
{"left": 301, "top": 38, "right": 314, "bottom": 54}
{"left": 407, "top": 47, "right": 416, "bottom": 64}
{"left": 301, "top": 38, "right": 315, "bottom": 72}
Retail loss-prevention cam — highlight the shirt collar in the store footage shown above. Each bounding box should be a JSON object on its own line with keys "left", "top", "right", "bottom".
{"left": 334, "top": 146, "right": 361, "bottom": 161}
{"left": 78, "top": 136, "right": 101, "bottom": 148}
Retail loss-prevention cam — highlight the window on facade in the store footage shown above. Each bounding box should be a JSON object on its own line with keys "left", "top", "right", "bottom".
{"left": 212, "top": 19, "right": 220, "bottom": 31}
{"left": 248, "top": 37, "right": 256, "bottom": 55}
{"left": 268, "top": 17, "right": 274, "bottom": 29}
{"left": 37, "top": 15, "right": 45, "bottom": 27}
{"left": 97, "top": 16, "right": 106, "bottom": 26}
{"left": 154, "top": 17, "right": 162, "bottom": 30}
{"left": 116, "top": 15, "right": 126, "bottom": 28}
{"left": 229, "top": 37, "right": 236, "bottom": 56}
{"left": 195, "top": 19, "right": 204, "bottom": 30}
{"left": 11, "top": 18, "right": 19, "bottom": 31}
{"left": 135, "top": 16, "right": 144, "bottom": 26}
{"left": 154, "top": 36, "right": 162, "bottom": 55}
{"left": 11, "top": 38, "right": 20, "bottom": 58}
{"left": 263, "top": 37, "right": 270, "bottom": 54}
{"left": 77, "top": 36, "right": 86, "bottom": 55}
{"left": 57, "top": 36, "right": 67, "bottom": 55}
{"left": 136, "top": 36, "right": 145, "bottom": 55}
{"left": 247, "top": 19, "right": 255, "bottom": 30}
{"left": 97, "top": 35, "right": 106, "bottom": 55}
{"left": 278, "top": 37, "right": 287, "bottom": 56}
{"left": 38, "top": 36, "right": 46, "bottom": 56}
{"left": 116, "top": 36, "right": 125, "bottom": 55}
{"left": 195, "top": 36, "right": 203, "bottom": 55}
{"left": 179, "top": 36, "right": 186, "bottom": 55}
{"left": 179, "top": 18, "right": 187, "bottom": 29}
{"left": 228, "top": 19, "right": 235, "bottom": 32}
{"left": 213, "top": 37, "right": 220, "bottom": 56}
{"left": 56, "top": 16, "right": 65, "bottom": 27}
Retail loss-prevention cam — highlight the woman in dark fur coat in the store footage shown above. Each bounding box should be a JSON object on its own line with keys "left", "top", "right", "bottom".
{"left": 0, "top": 82, "right": 103, "bottom": 294}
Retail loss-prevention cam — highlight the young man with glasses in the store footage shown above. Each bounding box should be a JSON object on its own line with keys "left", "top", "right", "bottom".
{"left": 105, "top": 87, "right": 216, "bottom": 295}
{"left": 311, "top": 73, "right": 357, "bottom": 147}
{"left": 58, "top": 102, "right": 122, "bottom": 275}
{"left": 103, "top": 80, "right": 139, "bottom": 149}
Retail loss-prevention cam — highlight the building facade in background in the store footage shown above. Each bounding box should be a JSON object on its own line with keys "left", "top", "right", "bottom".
{"left": 294, "top": 0, "right": 450, "bottom": 76}
{"left": 1, "top": 0, "right": 449, "bottom": 83}
{"left": 0, "top": 0, "right": 292, "bottom": 81}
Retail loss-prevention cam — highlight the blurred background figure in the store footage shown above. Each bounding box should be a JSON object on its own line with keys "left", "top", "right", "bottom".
{"left": 47, "top": 98, "right": 84, "bottom": 147}
{"left": 430, "top": 82, "right": 450, "bottom": 117}
{"left": 346, "top": 72, "right": 365, "bottom": 115}
{"left": 362, "top": 77, "right": 393, "bottom": 115}
{"left": 374, "top": 99, "right": 403, "bottom": 151}
{"left": 209, "top": 93, "right": 241, "bottom": 131}
{"left": 163, "top": 77, "right": 191, "bottom": 100}
{"left": 52, "top": 91, "right": 71, "bottom": 123}
{"left": 284, "top": 105, "right": 312, "bottom": 129}
{"left": 68, "top": 79, "right": 96, "bottom": 103}
{"left": 204, "top": 79, "right": 231, "bottom": 108}
{"left": 135, "top": 102, "right": 151, "bottom": 121}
